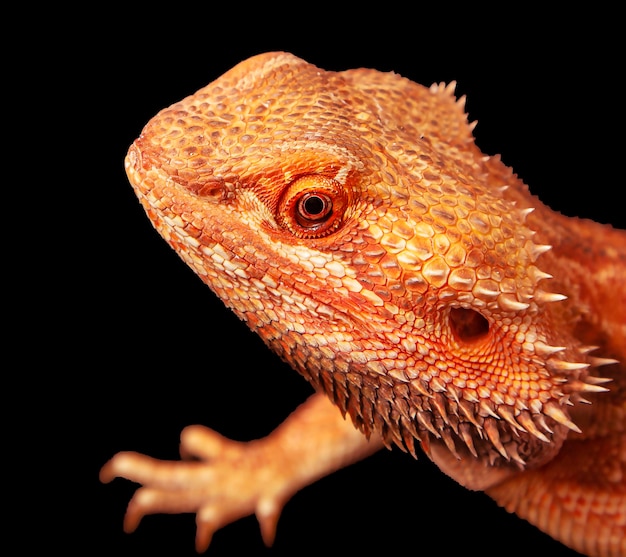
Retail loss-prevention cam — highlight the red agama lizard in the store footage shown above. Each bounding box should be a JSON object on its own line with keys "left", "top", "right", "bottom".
{"left": 100, "top": 52, "right": 626, "bottom": 556}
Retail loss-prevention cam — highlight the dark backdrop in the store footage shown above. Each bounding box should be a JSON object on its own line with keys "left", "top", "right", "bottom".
{"left": 46, "top": 8, "right": 622, "bottom": 557}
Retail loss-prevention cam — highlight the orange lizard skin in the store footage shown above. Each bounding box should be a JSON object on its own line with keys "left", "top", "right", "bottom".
{"left": 101, "top": 52, "right": 626, "bottom": 556}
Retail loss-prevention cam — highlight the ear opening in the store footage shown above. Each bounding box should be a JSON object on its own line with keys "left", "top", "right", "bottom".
{"left": 449, "top": 307, "right": 490, "bottom": 343}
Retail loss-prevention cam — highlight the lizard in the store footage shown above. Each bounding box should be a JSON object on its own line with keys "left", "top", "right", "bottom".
{"left": 100, "top": 51, "right": 626, "bottom": 556}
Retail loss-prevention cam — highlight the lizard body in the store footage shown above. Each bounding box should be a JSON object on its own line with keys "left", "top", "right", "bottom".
{"left": 101, "top": 52, "right": 626, "bottom": 555}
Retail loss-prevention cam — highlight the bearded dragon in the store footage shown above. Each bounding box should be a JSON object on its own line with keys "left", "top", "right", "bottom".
{"left": 100, "top": 52, "right": 626, "bottom": 556}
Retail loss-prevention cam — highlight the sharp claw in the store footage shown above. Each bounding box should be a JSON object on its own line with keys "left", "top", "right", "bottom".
{"left": 100, "top": 452, "right": 141, "bottom": 483}
{"left": 100, "top": 451, "right": 158, "bottom": 485}
{"left": 195, "top": 517, "right": 217, "bottom": 553}
{"left": 123, "top": 493, "right": 146, "bottom": 533}
{"left": 123, "top": 512, "right": 141, "bottom": 534}
{"left": 256, "top": 496, "right": 284, "bottom": 547}
{"left": 99, "top": 459, "right": 115, "bottom": 483}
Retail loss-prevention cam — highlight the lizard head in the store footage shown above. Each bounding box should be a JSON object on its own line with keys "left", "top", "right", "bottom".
{"left": 125, "top": 52, "right": 610, "bottom": 474}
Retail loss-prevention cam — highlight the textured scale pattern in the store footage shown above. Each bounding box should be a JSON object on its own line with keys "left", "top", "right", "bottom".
{"left": 103, "top": 52, "right": 625, "bottom": 556}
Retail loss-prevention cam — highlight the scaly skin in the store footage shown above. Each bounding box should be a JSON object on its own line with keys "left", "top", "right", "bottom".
{"left": 101, "top": 52, "right": 625, "bottom": 555}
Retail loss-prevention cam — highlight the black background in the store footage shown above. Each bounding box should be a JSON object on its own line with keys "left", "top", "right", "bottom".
{"left": 41, "top": 7, "right": 623, "bottom": 557}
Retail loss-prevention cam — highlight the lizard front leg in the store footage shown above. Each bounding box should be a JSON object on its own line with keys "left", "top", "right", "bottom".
{"left": 100, "top": 392, "right": 382, "bottom": 551}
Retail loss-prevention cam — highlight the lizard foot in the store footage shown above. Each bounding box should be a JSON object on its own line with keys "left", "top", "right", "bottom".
{"left": 100, "top": 425, "right": 288, "bottom": 552}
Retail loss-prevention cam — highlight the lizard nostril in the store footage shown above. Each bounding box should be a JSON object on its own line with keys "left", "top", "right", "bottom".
{"left": 449, "top": 307, "right": 490, "bottom": 343}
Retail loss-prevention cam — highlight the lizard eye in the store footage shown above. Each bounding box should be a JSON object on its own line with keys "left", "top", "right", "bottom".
{"left": 277, "top": 175, "right": 348, "bottom": 238}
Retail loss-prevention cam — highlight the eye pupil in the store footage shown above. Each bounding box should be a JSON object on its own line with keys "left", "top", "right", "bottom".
{"left": 303, "top": 195, "right": 325, "bottom": 216}
{"left": 297, "top": 192, "right": 332, "bottom": 223}
{"left": 276, "top": 175, "right": 347, "bottom": 239}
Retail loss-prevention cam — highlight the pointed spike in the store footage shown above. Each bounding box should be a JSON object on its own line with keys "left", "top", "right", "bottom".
{"left": 519, "top": 290, "right": 534, "bottom": 303}
{"left": 440, "top": 429, "right": 461, "bottom": 460}
{"left": 430, "top": 376, "right": 447, "bottom": 393}
{"left": 534, "top": 341, "right": 566, "bottom": 357}
{"left": 519, "top": 207, "right": 535, "bottom": 220}
{"left": 578, "top": 345, "right": 600, "bottom": 354}
{"left": 394, "top": 398, "right": 412, "bottom": 422}
{"left": 459, "top": 423, "right": 478, "bottom": 458}
{"left": 431, "top": 393, "right": 450, "bottom": 425}
{"left": 374, "top": 410, "right": 389, "bottom": 441}
{"left": 484, "top": 419, "right": 508, "bottom": 460}
{"left": 403, "top": 411, "right": 420, "bottom": 436}
{"left": 458, "top": 400, "right": 483, "bottom": 430}
{"left": 570, "top": 380, "right": 611, "bottom": 394}
{"left": 535, "top": 290, "right": 568, "bottom": 304}
{"left": 529, "top": 243, "right": 552, "bottom": 261}
{"left": 380, "top": 435, "right": 394, "bottom": 450}
{"left": 497, "top": 406, "right": 526, "bottom": 432}
{"left": 389, "top": 425, "right": 406, "bottom": 453}
{"left": 409, "top": 420, "right": 423, "bottom": 444}
{"left": 491, "top": 391, "right": 505, "bottom": 405}
{"left": 515, "top": 399, "right": 529, "bottom": 412}
{"left": 588, "top": 357, "right": 620, "bottom": 368}
{"left": 448, "top": 385, "right": 461, "bottom": 404}
{"left": 535, "top": 414, "right": 553, "bottom": 434}
{"left": 394, "top": 433, "right": 410, "bottom": 453}
{"left": 529, "top": 266, "right": 553, "bottom": 281}
{"left": 517, "top": 412, "right": 551, "bottom": 443}
{"left": 416, "top": 411, "right": 440, "bottom": 438}
{"left": 411, "top": 379, "right": 433, "bottom": 399}
{"left": 464, "top": 390, "right": 480, "bottom": 403}
{"left": 392, "top": 438, "right": 408, "bottom": 454}
{"left": 433, "top": 82, "right": 445, "bottom": 94}
{"left": 480, "top": 400, "right": 500, "bottom": 419}
{"left": 544, "top": 402, "right": 582, "bottom": 433}
{"left": 473, "top": 284, "right": 500, "bottom": 299}
{"left": 401, "top": 427, "right": 418, "bottom": 458}
{"left": 449, "top": 404, "right": 460, "bottom": 420}
{"left": 586, "top": 375, "right": 614, "bottom": 385}
{"left": 498, "top": 295, "right": 530, "bottom": 312}
{"left": 504, "top": 442, "right": 526, "bottom": 467}
{"left": 548, "top": 359, "right": 590, "bottom": 372}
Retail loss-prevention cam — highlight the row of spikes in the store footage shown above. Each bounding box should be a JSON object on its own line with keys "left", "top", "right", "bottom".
{"left": 312, "top": 346, "right": 615, "bottom": 468}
